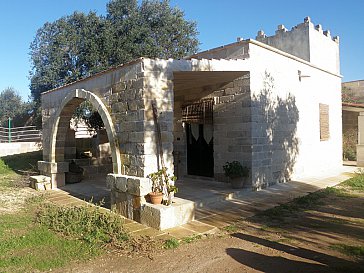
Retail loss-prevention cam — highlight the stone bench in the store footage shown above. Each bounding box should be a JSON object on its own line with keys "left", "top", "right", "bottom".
{"left": 29, "top": 175, "right": 52, "bottom": 191}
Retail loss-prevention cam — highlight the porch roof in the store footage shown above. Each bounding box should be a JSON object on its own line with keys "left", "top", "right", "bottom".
{"left": 343, "top": 102, "right": 364, "bottom": 112}
{"left": 173, "top": 71, "right": 249, "bottom": 96}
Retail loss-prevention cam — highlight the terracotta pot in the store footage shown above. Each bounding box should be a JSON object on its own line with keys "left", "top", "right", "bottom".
{"left": 230, "top": 177, "right": 246, "bottom": 189}
{"left": 149, "top": 192, "right": 163, "bottom": 204}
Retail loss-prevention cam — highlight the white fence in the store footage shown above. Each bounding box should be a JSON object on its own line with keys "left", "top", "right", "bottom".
{"left": 0, "top": 126, "right": 41, "bottom": 143}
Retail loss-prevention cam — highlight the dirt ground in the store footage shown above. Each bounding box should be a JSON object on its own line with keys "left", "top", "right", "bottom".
{"left": 54, "top": 188, "right": 364, "bottom": 273}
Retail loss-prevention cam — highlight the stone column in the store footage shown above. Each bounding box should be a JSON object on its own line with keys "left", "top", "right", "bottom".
{"left": 37, "top": 161, "right": 69, "bottom": 189}
{"left": 106, "top": 174, "right": 151, "bottom": 221}
{"left": 357, "top": 112, "right": 364, "bottom": 166}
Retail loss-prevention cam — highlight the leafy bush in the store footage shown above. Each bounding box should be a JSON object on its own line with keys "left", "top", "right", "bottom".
{"left": 0, "top": 159, "right": 13, "bottom": 175}
{"left": 163, "top": 238, "right": 180, "bottom": 249}
{"left": 343, "top": 129, "right": 357, "bottom": 161}
{"left": 331, "top": 244, "right": 364, "bottom": 258}
{"left": 37, "top": 202, "right": 129, "bottom": 245}
{"left": 342, "top": 173, "right": 364, "bottom": 191}
{"left": 223, "top": 161, "right": 249, "bottom": 178}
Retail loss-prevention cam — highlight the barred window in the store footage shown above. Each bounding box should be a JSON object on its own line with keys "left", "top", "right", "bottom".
{"left": 181, "top": 99, "right": 214, "bottom": 124}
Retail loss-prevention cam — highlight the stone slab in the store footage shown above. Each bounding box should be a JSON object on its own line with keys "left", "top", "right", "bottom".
{"left": 107, "top": 174, "right": 151, "bottom": 196}
{"left": 140, "top": 197, "right": 195, "bottom": 230}
{"left": 38, "top": 161, "right": 69, "bottom": 174}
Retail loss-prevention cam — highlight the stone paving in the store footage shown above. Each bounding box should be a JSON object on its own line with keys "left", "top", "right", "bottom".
{"left": 45, "top": 166, "right": 358, "bottom": 240}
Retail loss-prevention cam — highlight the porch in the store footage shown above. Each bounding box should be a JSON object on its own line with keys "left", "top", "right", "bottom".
{"left": 46, "top": 165, "right": 357, "bottom": 238}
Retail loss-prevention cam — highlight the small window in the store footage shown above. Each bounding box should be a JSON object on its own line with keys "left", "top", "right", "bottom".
{"left": 319, "top": 103, "right": 330, "bottom": 141}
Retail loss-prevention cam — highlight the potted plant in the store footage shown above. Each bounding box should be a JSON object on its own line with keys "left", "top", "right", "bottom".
{"left": 148, "top": 167, "right": 178, "bottom": 205}
{"left": 223, "top": 161, "right": 250, "bottom": 189}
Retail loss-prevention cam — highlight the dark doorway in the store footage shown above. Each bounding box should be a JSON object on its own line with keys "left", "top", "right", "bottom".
{"left": 186, "top": 123, "right": 214, "bottom": 177}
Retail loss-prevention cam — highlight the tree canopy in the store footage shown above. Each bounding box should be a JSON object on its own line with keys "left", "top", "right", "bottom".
{"left": 29, "top": 0, "right": 199, "bottom": 103}
{"left": 0, "top": 87, "right": 32, "bottom": 127}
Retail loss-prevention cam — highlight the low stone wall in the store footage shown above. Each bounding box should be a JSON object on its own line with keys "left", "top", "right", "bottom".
{"left": 140, "top": 198, "right": 195, "bottom": 230}
{"left": 0, "top": 142, "right": 41, "bottom": 157}
{"left": 106, "top": 174, "right": 196, "bottom": 230}
{"left": 106, "top": 174, "right": 151, "bottom": 221}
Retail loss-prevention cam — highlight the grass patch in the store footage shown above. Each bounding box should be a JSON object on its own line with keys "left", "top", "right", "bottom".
{"left": 255, "top": 183, "right": 360, "bottom": 223}
{"left": 163, "top": 238, "right": 180, "bottom": 249}
{"left": 0, "top": 201, "right": 101, "bottom": 273}
{"left": 341, "top": 174, "right": 364, "bottom": 191}
{"left": 256, "top": 189, "right": 330, "bottom": 221}
{"left": 37, "top": 202, "right": 129, "bottom": 245}
{"left": 1, "top": 150, "right": 42, "bottom": 174}
{"left": 224, "top": 224, "right": 239, "bottom": 233}
{"left": 0, "top": 158, "right": 14, "bottom": 175}
{"left": 182, "top": 234, "right": 202, "bottom": 244}
{"left": 260, "top": 225, "right": 287, "bottom": 233}
{"left": 330, "top": 244, "right": 364, "bottom": 258}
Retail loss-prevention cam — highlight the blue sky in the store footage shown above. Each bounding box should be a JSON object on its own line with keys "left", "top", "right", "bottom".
{"left": 0, "top": 0, "right": 363, "bottom": 100}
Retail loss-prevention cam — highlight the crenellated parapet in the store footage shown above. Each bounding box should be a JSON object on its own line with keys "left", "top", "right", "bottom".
{"left": 256, "top": 17, "right": 340, "bottom": 74}
{"left": 257, "top": 16, "right": 339, "bottom": 45}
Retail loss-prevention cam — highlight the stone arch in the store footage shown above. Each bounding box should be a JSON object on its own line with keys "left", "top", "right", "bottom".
{"left": 49, "top": 89, "right": 121, "bottom": 174}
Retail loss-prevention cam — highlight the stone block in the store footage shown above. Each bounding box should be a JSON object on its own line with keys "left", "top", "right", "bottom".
{"left": 106, "top": 174, "right": 116, "bottom": 189}
{"left": 51, "top": 173, "right": 65, "bottom": 188}
{"left": 140, "top": 197, "right": 195, "bottom": 230}
{"left": 111, "top": 191, "right": 133, "bottom": 219}
{"left": 127, "top": 177, "right": 151, "bottom": 196}
{"left": 115, "top": 176, "right": 128, "bottom": 192}
{"left": 29, "top": 175, "right": 51, "bottom": 189}
{"left": 38, "top": 161, "right": 69, "bottom": 174}
{"left": 357, "top": 144, "right": 364, "bottom": 167}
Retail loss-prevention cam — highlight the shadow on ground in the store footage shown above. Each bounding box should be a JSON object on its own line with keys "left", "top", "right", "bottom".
{"left": 227, "top": 233, "right": 362, "bottom": 273}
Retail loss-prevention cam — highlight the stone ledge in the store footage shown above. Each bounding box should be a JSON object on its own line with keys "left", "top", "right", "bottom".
{"left": 140, "top": 197, "right": 195, "bottom": 230}
{"left": 106, "top": 174, "right": 151, "bottom": 196}
{"left": 38, "top": 161, "right": 69, "bottom": 174}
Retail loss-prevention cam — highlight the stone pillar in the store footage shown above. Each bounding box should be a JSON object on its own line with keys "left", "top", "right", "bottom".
{"left": 357, "top": 112, "right": 364, "bottom": 166}
{"left": 37, "top": 161, "right": 69, "bottom": 189}
{"left": 106, "top": 174, "right": 151, "bottom": 221}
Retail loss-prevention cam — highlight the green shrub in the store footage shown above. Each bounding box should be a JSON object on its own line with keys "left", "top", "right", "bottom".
{"left": 182, "top": 234, "right": 202, "bottom": 243}
{"left": 37, "top": 203, "right": 129, "bottom": 245}
{"left": 343, "top": 129, "right": 357, "bottom": 161}
{"left": 223, "top": 161, "right": 249, "bottom": 178}
{"left": 0, "top": 158, "right": 13, "bottom": 175}
{"left": 342, "top": 174, "right": 364, "bottom": 191}
{"left": 331, "top": 244, "right": 364, "bottom": 258}
{"left": 163, "top": 238, "right": 180, "bottom": 249}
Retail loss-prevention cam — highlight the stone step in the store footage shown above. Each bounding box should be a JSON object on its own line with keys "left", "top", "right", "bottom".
{"left": 29, "top": 175, "right": 52, "bottom": 191}
{"left": 68, "top": 157, "right": 112, "bottom": 167}
{"left": 82, "top": 164, "right": 113, "bottom": 178}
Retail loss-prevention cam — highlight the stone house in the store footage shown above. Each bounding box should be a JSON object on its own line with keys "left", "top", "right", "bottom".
{"left": 38, "top": 17, "right": 342, "bottom": 226}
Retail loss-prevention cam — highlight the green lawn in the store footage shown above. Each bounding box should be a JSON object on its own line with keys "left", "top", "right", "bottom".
{"left": 0, "top": 204, "right": 101, "bottom": 273}
{"left": 0, "top": 154, "right": 116, "bottom": 272}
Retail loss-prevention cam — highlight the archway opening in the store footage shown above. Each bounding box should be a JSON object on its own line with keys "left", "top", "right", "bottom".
{"left": 49, "top": 89, "right": 121, "bottom": 206}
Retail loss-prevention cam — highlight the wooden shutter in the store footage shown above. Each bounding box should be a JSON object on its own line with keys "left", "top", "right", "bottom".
{"left": 319, "top": 103, "right": 330, "bottom": 141}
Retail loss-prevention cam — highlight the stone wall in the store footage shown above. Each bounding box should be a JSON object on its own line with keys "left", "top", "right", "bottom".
{"left": 248, "top": 42, "right": 342, "bottom": 186}
{"left": 41, "top": 60, "right": 153, "bottom": 180}
{"left": 191, "top": 29, "right": 342, "bottom": 188}
{"left": 172, "top": 75, "right": 251, "bottom": 183}
{"left": 0, "top": 142, "right": 41, "bottom": 157}
{"left": 343, "top": 110, "right": 359, "bottom": 136}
